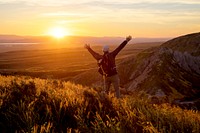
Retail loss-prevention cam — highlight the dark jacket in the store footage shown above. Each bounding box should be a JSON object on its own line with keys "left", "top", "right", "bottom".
{"left": 87, "top": 40, "right": 128, "bottom": 76}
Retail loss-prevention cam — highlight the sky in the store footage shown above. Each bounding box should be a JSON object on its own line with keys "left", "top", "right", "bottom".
{"left": 0, "top": 0, "right": 200, "bottom": 38}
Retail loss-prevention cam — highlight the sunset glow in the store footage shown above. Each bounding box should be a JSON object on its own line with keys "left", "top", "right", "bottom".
{"left": 48, "top": 27, "right": 69, "bottom": 39}
{"left": 0, "top": 0, "right": 200, "bottom": 38}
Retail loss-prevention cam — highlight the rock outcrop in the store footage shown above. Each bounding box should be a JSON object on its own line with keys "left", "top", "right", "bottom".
{"left": 119, "top": 32, "right": 200, "bottom": 102}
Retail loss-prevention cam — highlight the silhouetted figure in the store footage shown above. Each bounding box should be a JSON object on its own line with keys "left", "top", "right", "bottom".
{"left": 84, "top": 36, "right": 132, "bottom": 98}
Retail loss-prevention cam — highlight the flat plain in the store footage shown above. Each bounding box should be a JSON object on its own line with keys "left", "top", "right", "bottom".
{"left": 0, "top": 42, "right": 162, "bottom": 80}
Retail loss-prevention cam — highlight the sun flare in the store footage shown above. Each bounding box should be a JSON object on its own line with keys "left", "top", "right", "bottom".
{"left": 48, "top": 27, "right": 69, "bottom": 39}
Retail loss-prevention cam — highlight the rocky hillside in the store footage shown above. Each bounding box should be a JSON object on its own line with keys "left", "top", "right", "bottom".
{"left": 72, "top": 33, "right": 200, "bottom": 104}
{"left": 119, "top": 32, "right": 200, "bottom": 103}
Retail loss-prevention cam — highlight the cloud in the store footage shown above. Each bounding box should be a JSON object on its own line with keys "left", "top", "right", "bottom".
{"left": 40, "top": 12, "right": 93, "bottom": 23}
{"left": 41, "top": 12, "right": 92, "bottom": 17}
{"left": 1, "top": 0, "right": 200, "bottom": 26}
{"left": 1, "top": 0, "right": 200, "bottom": 6}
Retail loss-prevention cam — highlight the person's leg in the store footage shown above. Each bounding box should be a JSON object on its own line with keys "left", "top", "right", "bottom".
{"left": 103, "top": 76, "right": 111, "bottom": 94}
{"left": 111, "top": 75, "right": 120, "bottom": 98}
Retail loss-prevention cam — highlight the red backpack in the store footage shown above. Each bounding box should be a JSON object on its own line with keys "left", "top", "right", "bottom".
{"left": 97, "top": 54, "right": 116, "bottom": 77}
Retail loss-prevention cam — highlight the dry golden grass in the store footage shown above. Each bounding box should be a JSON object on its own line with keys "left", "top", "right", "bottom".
{"left": 0, "top": 75, "right": 199, "bottom": 133}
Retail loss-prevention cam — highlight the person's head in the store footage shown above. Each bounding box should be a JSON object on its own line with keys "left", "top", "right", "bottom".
{"left": 102, "top": 45, "right": 109, "bottom": 53}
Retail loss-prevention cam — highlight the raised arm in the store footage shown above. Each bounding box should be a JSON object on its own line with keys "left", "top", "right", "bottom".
{"left": 84, "top": 44, "right": 102, "bottom": 60}
{"left": 112, "top": 36, "right": 132, "bottom": 56}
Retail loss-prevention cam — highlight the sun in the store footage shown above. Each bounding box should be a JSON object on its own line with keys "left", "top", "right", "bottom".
{"left": 48, "top": 27, "right": 69, "bottom": 39}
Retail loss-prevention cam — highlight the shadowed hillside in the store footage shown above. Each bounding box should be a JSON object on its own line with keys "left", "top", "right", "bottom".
{"left": 122, "top": 33, "right": 200, "bottom": 101}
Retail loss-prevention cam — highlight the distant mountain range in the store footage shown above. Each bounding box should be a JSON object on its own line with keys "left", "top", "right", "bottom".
{"left": 0, "top": 34, "right": 170, "bottom": 44}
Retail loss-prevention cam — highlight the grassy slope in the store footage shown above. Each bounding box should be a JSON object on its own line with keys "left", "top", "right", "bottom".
{"left": 162, "top": 32, "right": 200, "bottom": 56}
{"left": 0, "top": 75, "right": 199, "bottom": 133}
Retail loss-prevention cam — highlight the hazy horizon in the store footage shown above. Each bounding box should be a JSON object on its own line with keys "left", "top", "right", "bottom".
{"left": 0, "top": 34, "right": 173, "bottom": 38}
{"left": 0, "top": 34, "right": 171, "bottom": 45}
